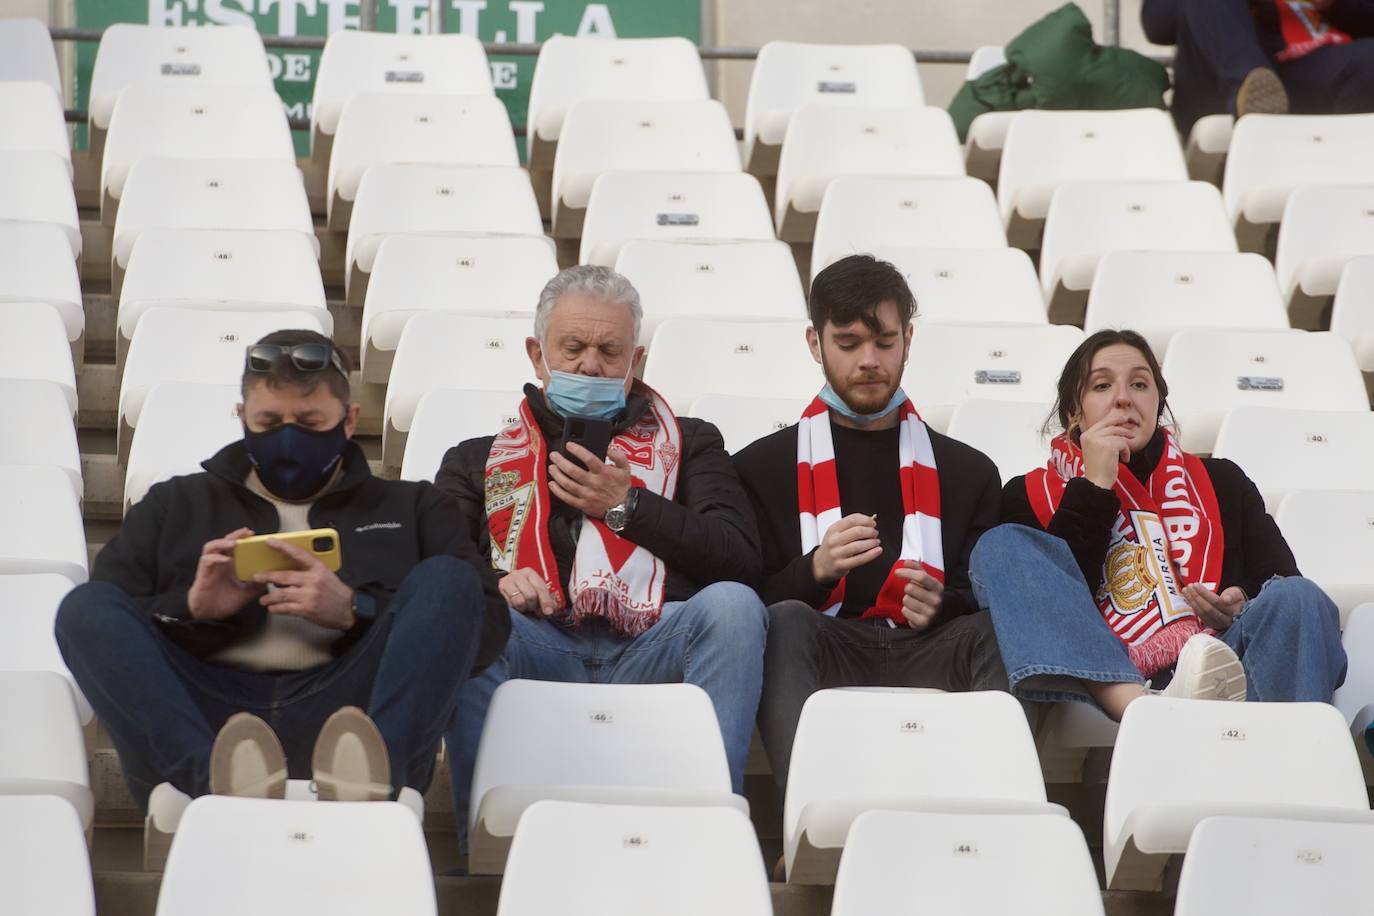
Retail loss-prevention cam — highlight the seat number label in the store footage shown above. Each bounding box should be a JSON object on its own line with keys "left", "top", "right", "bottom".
{"left": 656, "top": 213, "right": 700, "bottom": 227}
{"left": 1236, "top": 376, "right": 1284, "bottom": 391}
{"left": 974, "top": 369, "right": 1022, "bottom": 385}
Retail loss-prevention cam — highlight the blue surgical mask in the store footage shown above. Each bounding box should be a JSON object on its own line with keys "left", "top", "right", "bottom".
{"left": 542, "top": 358, "right": 630, "bottom": 421}
{"left": 819, "top": 383, "right": 907, "bottom": 424}
{"left": 243, "top": 420, "right": 348, "bottom": 501}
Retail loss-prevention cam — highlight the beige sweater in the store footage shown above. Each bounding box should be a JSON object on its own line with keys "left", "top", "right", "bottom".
{"left": 207, "top": 472, "right": 344, "bottom": 672}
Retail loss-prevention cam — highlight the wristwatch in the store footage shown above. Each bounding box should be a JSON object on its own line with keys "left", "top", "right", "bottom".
{"left": 604, "top": 487, "right": 640, "bottom": 533}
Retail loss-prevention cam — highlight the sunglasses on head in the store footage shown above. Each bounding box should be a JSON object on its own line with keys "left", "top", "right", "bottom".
{"left": 244, "top": 343, "right": 349, "bottom": 381}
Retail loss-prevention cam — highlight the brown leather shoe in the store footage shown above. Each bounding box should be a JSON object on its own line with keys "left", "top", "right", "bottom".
{"left": 1236, "top": 67, "right": 1289, "bottom": 118}
{"left": 312, "top": 706, "right": 393, "bottom": 802}
{"left": 209, "top": 713, "right": 288, "bottom": 799}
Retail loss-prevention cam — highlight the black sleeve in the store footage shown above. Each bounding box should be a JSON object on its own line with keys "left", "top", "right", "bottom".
{"left": 434, "top": 438, "right": 496, "bottom": 560}
{"left": 938, "top": 459, "right": 1002, "bottom": 622}
{"left": 1001, "top": 475, "right": 1121, "bottom": 594}
{"left": 92, "top": 482, "right": 195, "bottom": 621}
{"left": 1139, "top": 0, "right": 1179, "bottom": 45}
{"left": 622, "top": 420, "right": 762, "bottom": 586}
{"left": 1214, "top": 460, "right": 1301, "bottom": 596}
{"left": 414, "top": 482, "right": 510, "bottom": 671}
{"left": 1329, "top": 0, "right": 1374, "bottom": 35}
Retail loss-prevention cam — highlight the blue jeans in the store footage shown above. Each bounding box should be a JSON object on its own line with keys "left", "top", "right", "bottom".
{"left": 55, "top": 556, "right": 487, "bottom": 810}
{"left": 445, "top": 581, "right": 767, "bottom": 846}
{"left": 970, "top": 525, "right": 1346, "bottom": 707}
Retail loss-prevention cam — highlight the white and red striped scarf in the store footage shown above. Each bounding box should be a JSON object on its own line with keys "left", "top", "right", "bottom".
{"left": 797, "top": 391, "right": 943, "bottom": 625}
{"left": 483, "top": 386, "right": 682, "bottom": 637}
{"left": 1024, "top": 428, "right": 1224, "bottom": 676}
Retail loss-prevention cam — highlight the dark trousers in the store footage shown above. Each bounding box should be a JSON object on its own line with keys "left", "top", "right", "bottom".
{"left": 55, "top": 556, "right": 486, "bottom": 810}
{"left": 1144, "top": 0, "right": 1374, "bottom": 133}
{"left": 756, "top": 600, "right": 1010, "bottom": 794}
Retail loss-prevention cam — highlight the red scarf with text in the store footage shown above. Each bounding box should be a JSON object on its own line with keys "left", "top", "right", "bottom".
{"left": 1262, "top": 1, "right": 1352, "bottom": 61}
{"left": 1024, "top": 429, "right": 1224, "bottom": 676}
{"left": 484, "top": 387, "right": 682, "bottom": 637}
{"left": 797, "top": 393, "right": 943, "bottom": 624}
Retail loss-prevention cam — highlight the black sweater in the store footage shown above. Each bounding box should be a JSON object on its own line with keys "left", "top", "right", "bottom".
{"left": 435, "top": 384, "right": 762, "bottom": 603}
{"left": 732, "top": 418, "right": 1002, "bottom": 624}
{"left": 1001, "top": 430, "right": 1300, "bottom": 598}
{"left": 93, "top": 440, "right": 510, "bottom": 666}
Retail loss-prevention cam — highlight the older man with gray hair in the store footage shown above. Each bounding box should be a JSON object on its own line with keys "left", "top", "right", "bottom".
{"left": 437, "top": 264, "right": 766, "bottom": 846}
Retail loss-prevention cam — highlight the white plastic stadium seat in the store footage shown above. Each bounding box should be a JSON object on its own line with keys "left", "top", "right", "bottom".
{"left": 784, "top": 690, "right": 1062, "bottom": 884}
{"left": 0, "top": 223, "right": 83, "bottom": 351}
{"left": 966, "top": 45, "right": 1007, "bottom": 81}
{"left": 0, "top": 574, "right": 89, "bottom": 724}
{"left": 903, "top": 323, "right": 1085, "bottom": 432}
{"left": 345, "top": 164, "right": 541, "bottom": 306}
{"left": 965, "top": 111, "right": 1017, "bottom": 188}
{"left": 1039, "top": 180, "right": 1237, "bottom": 324}
{"left": 1084, "top": 251, "right": 1288, "bottom": 359}
{"left": 811, "top": 176, "right": 1005, "bottom": 278}
{"left": 326, "top": 93, "right": 518, "bottom": 230}
{"left": 744, "top": 41, "right": 925, "bottom": 175}
{"left": 310, "top": 31, "right": 493, "bottom": 167}
{"left": 1222, "top": 113, "right": 1374, "bottom": 252}
{"left": 361, "top": 234, "right": 553, "bottom": 383}
{"left": 0, "top": 82, "right": 70, "bottom": 174}
{"left": 124, "top": 383, "right": 242, "bottom": 512}
{"left": 774, "top": 104, "right": 964, "bottom": 242}
{"left": 154, "top": 795, "right": 436, "bottom": 916}
{"left": 946, "top": 399, "right": 1053, "bottom": 483}
{"left": 0, "top": 302, "right": 76, "bottom": 415}
{"left": 579, "top": 172, "right": 774, "bottom": 267}
{"left": 550, "top": 99, "right": 740, "bottom": 240}
{"left": 469, "top": 680, "right": 745, "bottom": 875}
{"left": 688, "top": 394, "right": 811, "bottom": 455}
{"left": 613, "top": 239, "right": 806, "bottom": 342}
{"left": 1334, "top": 604, "right": 1374, "bottom": 738}
{"left": 526, "top": 36, "right": 708, "bottom": 184}
{"left": 101, "top": 84, "right": 294, "bottom": 222}
{"left": 0, "top": 380, "right": 81, "bottom": 500}
{"left": 997, "top": 109, "right": 1187, "bottom": 248}
{"left": 1213, "top": 407, "right": 1374, "bottom": 511}
{"left": 118, "top": 228, "right": 328, "bottom": 365}
{"left": 0, "top": 671, "right": 93, "bottom": 829}
{"left": 1184, "top": 113, "right": 1233, "bottom": 185}
{"left": 1162, "top": 329, "right": 1367, "bottom": 454}
{"left": 118, "top": 308, "right": 328, "bottom": 462}
{"left": 87, "top": 24, "right": 271, "bottom": 153}
{"left": 1275, "top": 490, "right": 1374, "bottom": 626}
{"left": 0, "top": 795, "right": 95, "bottom": 916}
{"left": 1274, "top": 183, "right": 1374, "bottom": 329}
{"left": 832, "top": 810, "right": 1104, "bottom": 916}
{"left": 496, "top": 801, "right": 771, "bottom": 916}
{"left": 1175, "top": 815, "right": 1374, "bottom": 916}
{"left": 399, "top": 389, "right": 526, "bottom": 483}
{"left": 0, "top": 18, "right": 62, "bottom": 99}
{"left": 1330, "top": 257, "right": 1374, "bottom": 381}
{"left": 643, "top": 318, "right": 821, "bottom": 416}
{"left": 112, "top": 157, "right": 316, "bottom": 296}
{"left": 871, "top": 247, "right": 1046, "bottom": 326}
{"left": 1103, "top": 696, "right": 1372, "bottom": 890}
{"left": 384, "top": 313, "right": 535, "bottom": 470}
{"left": 0, "top": 151, "right": 80, "bottom": 260}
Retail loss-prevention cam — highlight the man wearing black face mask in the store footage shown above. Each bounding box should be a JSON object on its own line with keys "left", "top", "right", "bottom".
{"left": 55, "top": 329, "right": 509, "bottom": 815}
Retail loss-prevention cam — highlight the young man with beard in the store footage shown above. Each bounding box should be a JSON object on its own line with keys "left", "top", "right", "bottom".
{"left": 733, "top": 255, "right": 1009, "bottom": 793}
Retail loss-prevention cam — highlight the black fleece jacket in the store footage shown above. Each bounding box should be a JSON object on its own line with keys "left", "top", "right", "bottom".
{"left": 1000, "top": 429, "right": 1300, "bottom": 598}
{"left": 732, "top": 419, "right": 1002, "bottom": 625}
{"left": 92, "top": 440, "right": 510, "bottom": 666}
{"left": 434, "top": 384, "right": 762, "bottom": 602}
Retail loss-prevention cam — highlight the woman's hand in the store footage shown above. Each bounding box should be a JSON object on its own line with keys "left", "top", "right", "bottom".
{"left": 1078, "top": 413, "right": 1134, "bottom": 490}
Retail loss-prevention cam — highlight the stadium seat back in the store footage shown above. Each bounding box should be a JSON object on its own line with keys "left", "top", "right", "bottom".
{"left": 0, "top": 150, "right": 80, "bottom": 259}
{"left": 811, "top": 176, "right": 1005, "bottom": 277}
{"left": 0, "top": 795, "right": 96, "bottom": 916}
{"left": 0, "top": 573, "right": 88, "bottom": 724}
{"left": 642, "top": 318, "right": 820, "bottom": 414}
{"left": 1275, "top": 489, "right": 1374, "bottom": 626}
{"left": 1222, "top": 113, "right": 1374, "bottom": 225}
{"left": 496, "top": 801, "right": 771, "bottom": 916}
{"left": 400, "top": 388, "right": 527, "bottom": 483}
{"left": 0, "top": 670, "right": 93, "bottom": 828}
{"left": 0, "top": 222, "right": 83, "bottom": 343}
{"left": 0, "top": 379, "right": 80, "bottom": 499}
{"left": 871, "top": 246, "right": 1046, "bottom": 326}
{"left": 124, "top": 382, "right": 243, "bottom": 512}
{"left": 0, "top": 81, "right": 70, "bottom": 170}
{"left": 0, "top": 301, "right": 76, "bottom": 414}
{"left": 688, "top": 393, "right": 812, "bottom": 454}
{"left": 0, "top": 18, "right": 62, "bottom": 98}
{"left": 1162, "top": 329, "right": 1367, "bottom": 453}
{"left": 1274, "top": 183, "right": 1374, "bottom": 326}
{"left": 946, "top": 398, "right": 1054, "bottom": 482}
{"left": 614, "top": 239, "right": 806, "bottom": 341}
{"left": 1330, "top": 256, "right": 1374, "bottom": 374}
{"left": 1213, "top": 406, "right": 1374, "bottom": 509}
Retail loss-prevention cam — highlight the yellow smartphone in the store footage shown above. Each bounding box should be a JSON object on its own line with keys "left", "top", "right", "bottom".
{"left": 233, "top": 528, "right": 342, "bottom": 582}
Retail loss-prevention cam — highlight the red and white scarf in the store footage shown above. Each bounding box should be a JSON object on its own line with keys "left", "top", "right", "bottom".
{"left": 797, "top": 392, "right": 943, "bottom": 624}
{"left": 1264, "top": 1, "right": 1352, "bottom": 62}
{"left": 1024, "top": 429, "right": 1225, "bottom": 676}
{"left": 483, "top": 386, "right": 682, "bottom": 637}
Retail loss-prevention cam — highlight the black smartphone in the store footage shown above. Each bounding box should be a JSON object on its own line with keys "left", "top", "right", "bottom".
{"left": 556, "top": 417, "right": 613, "bottom": 471}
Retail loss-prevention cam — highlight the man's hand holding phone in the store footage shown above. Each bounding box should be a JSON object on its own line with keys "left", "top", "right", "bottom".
{"left": 252, "top": 538, "right": 356, "bottom": 631}
{"left": 188, "top": 527, "right": 267, "bottom": 621}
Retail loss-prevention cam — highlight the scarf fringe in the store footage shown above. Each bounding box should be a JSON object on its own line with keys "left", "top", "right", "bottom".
{"left": 1129, "top": 617, "right": 1204, "bottom": 678}
{"left": 569, "top": 589, "right": 657, "bottom": 638}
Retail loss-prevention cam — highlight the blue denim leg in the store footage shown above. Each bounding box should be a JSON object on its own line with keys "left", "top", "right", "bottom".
{"left": 609, "top": 581, "right": 768, "bottom": 795}
{"left": 1219, "top": 576, "right": 1346, "bottom": 702}
{"left": 54, "top": 581, "right": 268, "bottom": 809}
{"left": 970, "top": 524, "right": 1142, "bottom": 706}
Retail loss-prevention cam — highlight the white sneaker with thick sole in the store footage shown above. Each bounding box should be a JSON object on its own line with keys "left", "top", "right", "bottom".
{"left": 1161, "top": 634, "right": 1247, "bottom": 702}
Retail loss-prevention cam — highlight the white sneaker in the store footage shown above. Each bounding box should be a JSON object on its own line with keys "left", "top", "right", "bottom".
{"left": 1160, "top": 634, "right": 1247, "bottom": 702}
